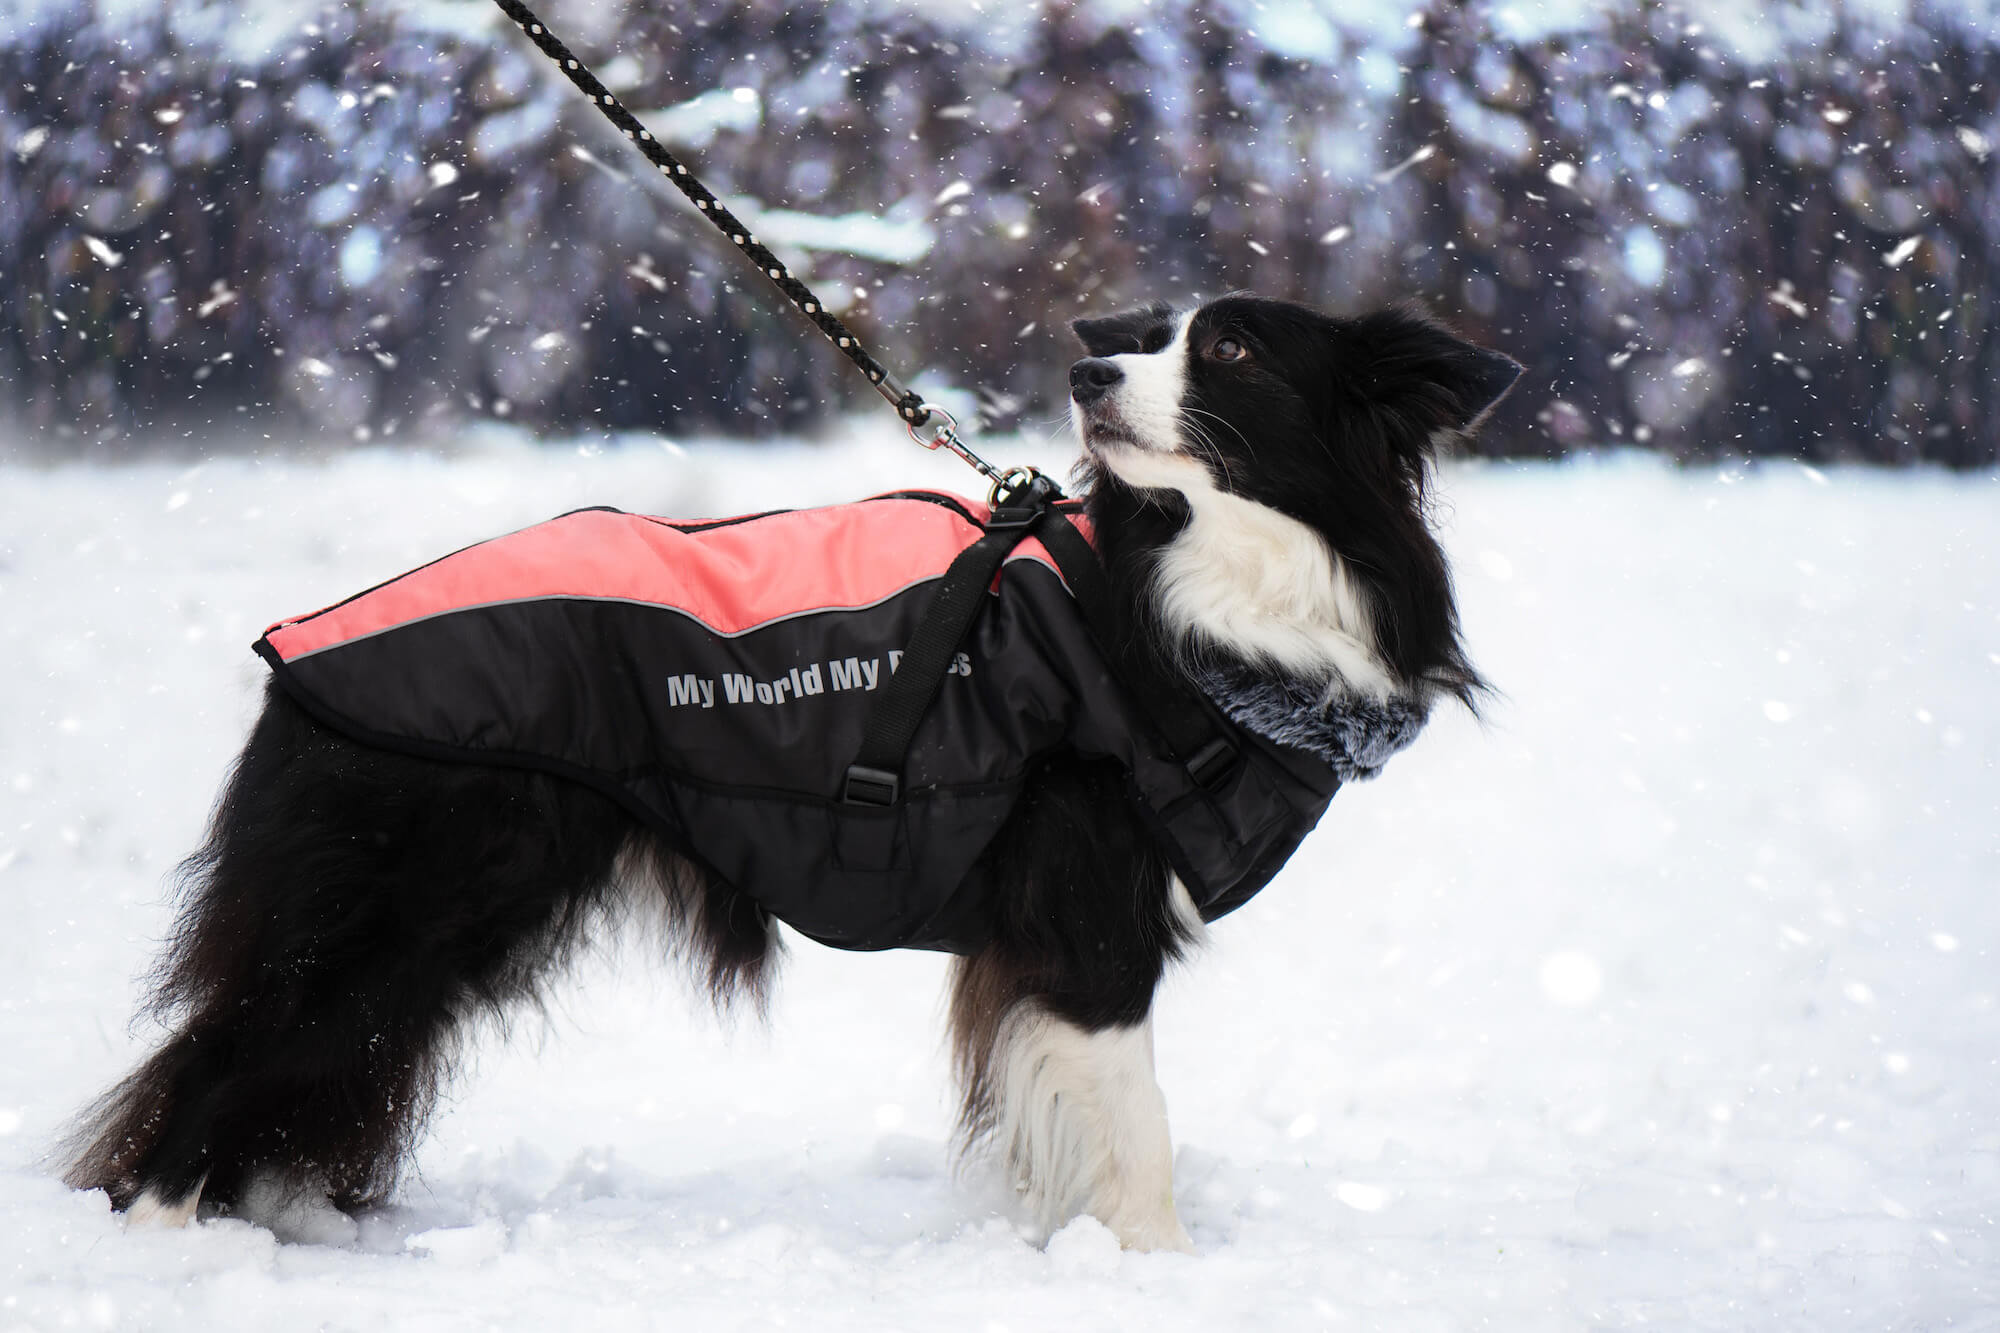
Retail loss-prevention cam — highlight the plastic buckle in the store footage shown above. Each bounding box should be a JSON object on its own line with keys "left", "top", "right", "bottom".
{"left": 1185, "top": 738, "right": 1238, "bottom": 791}
{"left": 842, "top": 764, "right": 901, "bottom": 807}
{"left": 984, "top": 502, "right": 1045, "bottom": 532}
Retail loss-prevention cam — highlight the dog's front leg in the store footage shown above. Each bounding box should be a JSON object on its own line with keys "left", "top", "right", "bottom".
{"left": 948, "top": 770, "right": 1200, "bottom": 1252}
{"left": 985, "top": 1004, "right": 1192, "bottom": 1253}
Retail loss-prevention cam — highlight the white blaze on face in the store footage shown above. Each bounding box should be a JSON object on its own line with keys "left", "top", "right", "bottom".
{"left": 1070, "top": 310, "right": 1194, "bottom": 455}
{"left": 1107, "top": 310, "right": 1194, "bottom": 453}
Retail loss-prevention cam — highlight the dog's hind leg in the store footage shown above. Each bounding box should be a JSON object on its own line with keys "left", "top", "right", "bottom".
{"left": 127, "top": 1176, "right": 205, "bottom": 1228}
{"left": 947, "top": 763, "right": 1204, "bottom": 1253}
{"left": 62, "top": 685, "right": 638, "bottom": 1223}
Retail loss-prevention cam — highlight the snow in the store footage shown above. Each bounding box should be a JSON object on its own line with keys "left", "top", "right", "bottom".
{"left": 732, "top": 201, "right": 937, "bottom": 267}
{"left": 2, "top": 432, "right": 1997, "bottom": 1327}
{"left": 634, "top": 86, "right": 764, "bottom": 153}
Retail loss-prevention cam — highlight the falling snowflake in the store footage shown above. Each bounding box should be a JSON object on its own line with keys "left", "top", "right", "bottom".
{"left": 1767, "top": 283, "right": 1808, "bottom": 316}
{"left": 1372, "top": 145, "right": 1434, "bottom": 184}
{"left": 197, "top": 281, "right": 237, "bottom": 317}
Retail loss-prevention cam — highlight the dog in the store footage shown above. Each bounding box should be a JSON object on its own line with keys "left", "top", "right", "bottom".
{"left": 63, "top": 294, "right": 1517, "bottom": 1252}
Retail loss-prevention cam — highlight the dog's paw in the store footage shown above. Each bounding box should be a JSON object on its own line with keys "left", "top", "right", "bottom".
{"left": 125, "top": 1183, "right": 203, "bottom": 1229}
{"left": 238, "top": 1170, "right": 360, "bottom": 1246}
{"left": 1106, "top": 1208, "right": 1194, "bottom": 1254}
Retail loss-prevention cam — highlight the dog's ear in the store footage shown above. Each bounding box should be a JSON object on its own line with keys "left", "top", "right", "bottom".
{"left": 1349, "top": 306, "right": 1523, "bottom": 432}
{"left": 1452, "top": 344, "right": 1525, "bottom": 429}
{"left": 1070, "top": 302, "right": 1174, "bottom": 357}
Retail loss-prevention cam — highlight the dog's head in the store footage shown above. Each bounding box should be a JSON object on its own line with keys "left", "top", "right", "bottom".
{"left": 1068, "top": 295, "right": 1517, "bottom": 707}
{"left": 1068, "top": 294, "right": 1520, "bottom": 509}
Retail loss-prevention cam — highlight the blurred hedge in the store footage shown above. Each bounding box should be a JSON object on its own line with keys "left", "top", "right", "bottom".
{"left": 2, "top": 0, "right": 1994, "bottom": 463}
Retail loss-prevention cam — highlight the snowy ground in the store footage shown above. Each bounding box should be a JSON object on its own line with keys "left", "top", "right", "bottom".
{"left": 2, "top": 427, "right": 1995, "bottom": 1330}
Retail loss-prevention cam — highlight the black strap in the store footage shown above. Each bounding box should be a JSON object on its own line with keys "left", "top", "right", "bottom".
{"left": 842, "top": 488, "right": 1054, "bottom": 806}
{"left": 843, "top": 490, "right": 1239, "bottom": 807}
{"left": 1033, "top": 513, "right": 1241, "bottom": 791}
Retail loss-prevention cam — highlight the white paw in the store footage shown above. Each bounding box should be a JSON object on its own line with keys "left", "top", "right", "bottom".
{"left": 238, "top": 1170, "right": 359, "bottom": 1246}
{"left": 126, "top": 1185, "right": 201, "bottom": 1229}
{"left": 1103, "top": 1203, "right": 1194, "bottom": 1254}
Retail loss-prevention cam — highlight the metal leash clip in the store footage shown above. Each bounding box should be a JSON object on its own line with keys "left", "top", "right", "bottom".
{"left": 907, "top": 404, "right": 1003, "bottom": 485}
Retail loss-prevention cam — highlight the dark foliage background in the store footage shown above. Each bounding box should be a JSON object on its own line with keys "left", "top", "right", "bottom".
{"left": 2, "top": 0, "right": 1994, "bottom": 463}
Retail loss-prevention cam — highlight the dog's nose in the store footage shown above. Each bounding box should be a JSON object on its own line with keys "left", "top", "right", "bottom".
{"left": 1069, "top": 357, "right": 1123, "bottom": 406}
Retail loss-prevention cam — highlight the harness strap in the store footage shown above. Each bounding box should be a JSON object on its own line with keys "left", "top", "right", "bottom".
{"left": 841, "top": 486, "right": 1054, "bottom": 806}
{"left": 1031, "top": 515, "right": 1241, "bottom": 792}
{"left": 844, "top": 483, "right": 1239, "bottom": 809}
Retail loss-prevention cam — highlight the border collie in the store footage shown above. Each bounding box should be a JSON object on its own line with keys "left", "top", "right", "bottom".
{"left": 63, "top": 294, "right": 1516, "bottom": 1252}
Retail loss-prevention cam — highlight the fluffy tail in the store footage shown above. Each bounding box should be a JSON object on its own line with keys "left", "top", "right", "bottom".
{"left": 62, "top": 683, "right": 778, "bottom": 1216}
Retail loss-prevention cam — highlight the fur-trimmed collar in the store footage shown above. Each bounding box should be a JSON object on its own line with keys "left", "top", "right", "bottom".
{"left": 1197, "top": 665, "right": 1428, "bottom": 783}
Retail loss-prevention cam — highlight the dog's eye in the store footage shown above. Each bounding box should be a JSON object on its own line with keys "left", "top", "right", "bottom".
{"left": 1211, "top": 337, "right": 1247, "bottom": 362}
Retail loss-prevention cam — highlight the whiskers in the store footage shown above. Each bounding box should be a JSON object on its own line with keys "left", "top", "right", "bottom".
{"left": 1174, "top": 407, "right": 1243, "bottom": 491}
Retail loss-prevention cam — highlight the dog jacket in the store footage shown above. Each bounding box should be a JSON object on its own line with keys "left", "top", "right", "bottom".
{"left": 255, "top": 491, "right": 1344, "bottom": 953}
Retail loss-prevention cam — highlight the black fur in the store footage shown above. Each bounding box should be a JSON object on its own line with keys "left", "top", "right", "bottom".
{"left": 1074, "top": 295, "right": 1515, "bottom": 709}
{"left": 948, "top": 758, "right": 1188, "bottom": 1153}
{"left": 64, "top": 293, "right": 1511, "bottom": 1228}
{"left": 61, "top": 686, "right": 777, "bottom": 1214}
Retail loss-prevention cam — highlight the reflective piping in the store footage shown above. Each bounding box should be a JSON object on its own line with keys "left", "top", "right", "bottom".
{"left": 271, "top": 548, "right": 1071, "bottom": 663}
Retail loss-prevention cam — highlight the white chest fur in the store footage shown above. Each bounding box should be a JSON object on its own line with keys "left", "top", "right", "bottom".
{"left": 1097, "top": 447, "right": 1394, "bottom": 698}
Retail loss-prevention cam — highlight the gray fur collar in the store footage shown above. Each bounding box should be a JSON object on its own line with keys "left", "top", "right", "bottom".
{"left": 1196, "top": 664, "right": 1428, "bottom": 783}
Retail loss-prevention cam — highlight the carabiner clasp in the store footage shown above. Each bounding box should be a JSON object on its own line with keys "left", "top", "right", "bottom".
{"left": 907, "top": 403, "right": 1004, "bottom": 484}
{"left": 906, "top": 402, "right": 1066, "bottom": 510}
{"left": 906, "top": 402, "right": 959, "bottom": 450}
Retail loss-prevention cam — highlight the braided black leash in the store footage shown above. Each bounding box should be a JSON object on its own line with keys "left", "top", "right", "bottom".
{"left": 490, "top": 2, "right": 1239, "bottom": 830}
{"left": 484, "top": 0, "right": 1224, "bottom": 822}
{"left": 490, "top": 0, "right": 1013, "bottom": 486}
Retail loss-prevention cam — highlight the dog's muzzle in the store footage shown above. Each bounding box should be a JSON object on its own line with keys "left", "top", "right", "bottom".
{"left": 1069, "top": 357, "right": 1123, "bottom": 408}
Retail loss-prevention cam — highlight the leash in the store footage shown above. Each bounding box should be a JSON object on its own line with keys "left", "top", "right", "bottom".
{"left": 489, "top": 1, "right": 1242, "bottom": 813}
{"left": 490, "top": 0, "right": 1015, "bottom": 492}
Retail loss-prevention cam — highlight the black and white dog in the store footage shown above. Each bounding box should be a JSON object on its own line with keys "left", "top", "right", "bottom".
{"left": 64, "top": 295, "right": 1516, "bottom": 1252}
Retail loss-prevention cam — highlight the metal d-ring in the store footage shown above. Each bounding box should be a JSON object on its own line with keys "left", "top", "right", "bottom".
{"left": 987, "top": 465, "right": 1046, "bottom": 508}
